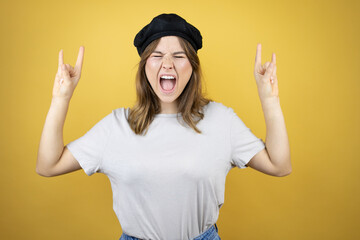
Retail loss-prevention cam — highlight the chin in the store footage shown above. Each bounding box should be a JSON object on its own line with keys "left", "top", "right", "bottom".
{"left": 156, "top": 92, "right": 179, "bottom": 103}
{"left": 158, "top": 96, "right": 178, "bottom": 103}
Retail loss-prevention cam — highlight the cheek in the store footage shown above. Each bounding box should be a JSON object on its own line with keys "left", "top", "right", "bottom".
{"left": 145, "top": 60, "right": 159, "bottom": 78}
{"left": 178, "top": 61, "right": 193, "bottom": 79}
{"left": 145, "top": 62, "right": 153, "bottom": 79}
{"left": 177, "top": 60, "right": 191, "bottom": 69}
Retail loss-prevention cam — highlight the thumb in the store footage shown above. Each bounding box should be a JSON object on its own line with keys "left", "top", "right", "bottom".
{"left": 264, "top": 62, "right": 275, "bottom": 81}
{"left": 61, "top": 64, "right": 71, "bottom": 81}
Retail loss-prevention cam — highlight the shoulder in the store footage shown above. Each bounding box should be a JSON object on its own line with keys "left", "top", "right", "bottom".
{"left": 112, "top": 107, "right": 130, "bottom": 120}
{"left": 205, "top": 101, "right": 235, "bottom": 116}
{"left": 111, "top": 107, "right": 133, "bottom": 130}
{"left": 90, "top": 107, "right": 128, "bottom": 128}
{"left": 201, "top": 101, "right": 237, "bottom": 127}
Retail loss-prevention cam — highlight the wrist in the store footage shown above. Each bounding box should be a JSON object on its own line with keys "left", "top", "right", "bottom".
{"left": 51, "top": 97, "right": 71, "bottom": 107}
{"left": 260, "top": 96, "right": 280, "bottom": 107}
{"left": 260, "top": 97, "right": 283, "bottom": 119}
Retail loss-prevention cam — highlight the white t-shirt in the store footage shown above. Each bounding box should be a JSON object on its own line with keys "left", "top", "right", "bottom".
{"left": 66, "top": 101, "right": 265, "bottom": 240}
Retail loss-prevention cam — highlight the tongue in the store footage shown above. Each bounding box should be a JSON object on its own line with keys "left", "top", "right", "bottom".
{"left": 160, "top": 79, "right": 175, "bottom": 90}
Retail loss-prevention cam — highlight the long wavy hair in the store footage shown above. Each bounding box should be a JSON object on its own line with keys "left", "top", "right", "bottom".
{"left": 127, "top": 36, "right": 212, "bottom": 136}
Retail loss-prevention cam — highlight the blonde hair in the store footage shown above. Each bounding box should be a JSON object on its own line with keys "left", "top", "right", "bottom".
{"left": 127, "top": 37, "right": 212, "bottom": 136}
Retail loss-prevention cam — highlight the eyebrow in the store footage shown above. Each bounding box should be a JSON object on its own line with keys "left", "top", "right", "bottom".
{"left": 152, "top": 51, "right": 186, "bottom": 55}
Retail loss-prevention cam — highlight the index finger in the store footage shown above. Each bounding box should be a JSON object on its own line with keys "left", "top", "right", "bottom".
{"left": 255, "top": 43, "right": 261, "bottom": 68}
{"left": 58, "top": 49, "right": 64, "bottom": 70}
{"left": 75, "top": 46, "right": 85, "bottom": 72}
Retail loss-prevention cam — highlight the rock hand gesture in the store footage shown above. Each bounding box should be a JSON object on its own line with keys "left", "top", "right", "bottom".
{"left": 254, "top": 43, "right": 278, "bottom": 102}
{"left": 52, "top": 46, "right": 85, "bottom": 100}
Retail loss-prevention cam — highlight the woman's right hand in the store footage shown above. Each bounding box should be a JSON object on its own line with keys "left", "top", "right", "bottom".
{"left": 52, "top": 46, "right": 85, "bottom": 100}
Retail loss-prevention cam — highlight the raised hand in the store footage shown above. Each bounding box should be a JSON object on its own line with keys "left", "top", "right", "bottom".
{"left": 254, "top": 43, "right": 278, "bottom": 101}
{"left": 52, "top": 46, "right": 85, "bottom": 100}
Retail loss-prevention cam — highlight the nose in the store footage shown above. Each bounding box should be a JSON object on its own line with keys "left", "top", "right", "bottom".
{"left": 162, "top": 55, "right": 174, "bottom": 69}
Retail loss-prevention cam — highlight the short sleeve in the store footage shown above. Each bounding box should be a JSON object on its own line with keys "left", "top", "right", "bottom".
{"left": 66, "top": 111, "right": 114, "bottom": 176}
{"left": 230, "top": 108, "right": 266, "bottom": 169}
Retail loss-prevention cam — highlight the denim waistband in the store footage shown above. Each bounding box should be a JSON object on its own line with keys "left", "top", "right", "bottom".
{"left": 120, "top": 223, "right": 219, "bottom": 240}
{"left": 193, "top": 223, "right": 219, "bottom": 240}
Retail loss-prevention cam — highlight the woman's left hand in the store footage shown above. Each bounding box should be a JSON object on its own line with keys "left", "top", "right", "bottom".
{"left": 254, "top": 43, "right": 278, "bottom": 101}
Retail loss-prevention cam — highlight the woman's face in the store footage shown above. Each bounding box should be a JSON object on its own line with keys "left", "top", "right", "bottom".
{"left": 145, "top": 36, "right": 193, "bottom": 113}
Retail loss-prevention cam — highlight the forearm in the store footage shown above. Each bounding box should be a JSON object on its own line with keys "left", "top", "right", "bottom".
{"left": 260, "top": 96, "right": 291, "bottom": 173}
{"left": 36, "top": 97, "right": 70, "bottom": 173}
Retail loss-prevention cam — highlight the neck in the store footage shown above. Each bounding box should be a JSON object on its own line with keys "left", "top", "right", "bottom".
{"left": 160, "top": 101, "right": 178, "bottom": 114}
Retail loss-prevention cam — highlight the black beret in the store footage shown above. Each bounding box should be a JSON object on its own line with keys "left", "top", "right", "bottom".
{"left": 134, "top": 13, "right": 202, "bottom": 56}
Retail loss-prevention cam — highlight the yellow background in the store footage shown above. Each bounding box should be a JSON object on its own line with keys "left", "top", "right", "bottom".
{"left": 1, "top": 0, "right": 359, "bottom": 239}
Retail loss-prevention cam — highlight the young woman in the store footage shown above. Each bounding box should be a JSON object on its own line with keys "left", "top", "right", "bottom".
{"left": 36, "top": 13, "right": 291, "bottom": 240}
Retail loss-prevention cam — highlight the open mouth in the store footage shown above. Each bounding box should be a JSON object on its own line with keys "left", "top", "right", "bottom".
{"left": 159, "top": 75, "right": 177, "bottom": 93}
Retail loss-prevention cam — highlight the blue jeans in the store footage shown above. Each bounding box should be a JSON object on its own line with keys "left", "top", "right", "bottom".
{"left": 119, "top": 223, "right": 220, "bottom": 240}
